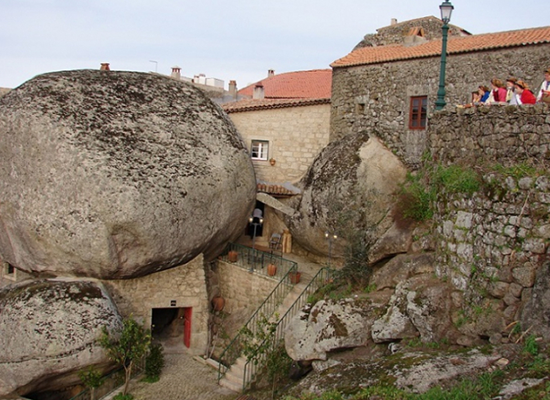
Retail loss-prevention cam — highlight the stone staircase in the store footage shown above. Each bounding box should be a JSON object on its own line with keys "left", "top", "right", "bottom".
{"left": 218, "top": 278, "right": 308, "bottom": 392}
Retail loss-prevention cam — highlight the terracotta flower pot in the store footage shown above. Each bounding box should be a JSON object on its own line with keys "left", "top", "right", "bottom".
{"left": 267, "top": 264, "right": 277, "bottom": 276}
{"left": 228, "top": 250, "right": 238, "bottom": 262}
{"left": 289, "top": 271, "right": 301, "bottom": 284}
{"left": 211, "top": 296, "right": 225, "bottom": 311}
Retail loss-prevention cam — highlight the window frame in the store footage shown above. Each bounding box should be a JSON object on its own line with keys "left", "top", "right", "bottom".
{"left": 250, "top": 140, "right": 269, "bottom": 161}
{"left": 408, "top": 96, "right": 428, "bottom": 130}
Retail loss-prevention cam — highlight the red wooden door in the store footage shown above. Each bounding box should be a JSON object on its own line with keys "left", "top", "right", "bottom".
{"left": 183, "top": 307, "right": 192, "bottom": 348}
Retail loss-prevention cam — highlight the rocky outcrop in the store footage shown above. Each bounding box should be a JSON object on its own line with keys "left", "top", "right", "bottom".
{"left": 0, "top": 279, "right": 121, "bottom": 397}
{"left": 0, "top": 70, "right": 256, "bottom": 279}
{"left": 285, "top": 296, "right": 389, "bottom": 362}
{"left": 521, "top": 261, "right": 550, "bottom": 340}
{"left": 285, "top": 348, "right": 502, "bottom": 397}
{"left": 288, "top": 132, "right": 408, "bottom": 260}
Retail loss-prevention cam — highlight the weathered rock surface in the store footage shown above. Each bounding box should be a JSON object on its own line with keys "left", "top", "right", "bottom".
{"left": 0, "top": 279, "right": 121, "bottom": 397}
{"left": 287, "top": 132, "right": 408, "bottom": 260}
{"left": 285, "top": 298, "right": 385, "bottom": 361}
{"left": 0, "top": 70, "right": 256, "bottom": 279}
{"left": 285, "top": 348, "right": 502, "bottom": 397}
{"left": 372, "top": 274, "right": 460, "bottom": 344}
{"left": 521, "top": 261, "right": 550, "bottom": 340}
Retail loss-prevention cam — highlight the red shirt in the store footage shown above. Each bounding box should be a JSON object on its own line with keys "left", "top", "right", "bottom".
{"left": 520, "top": 90, "right": 536, "bottom": 104}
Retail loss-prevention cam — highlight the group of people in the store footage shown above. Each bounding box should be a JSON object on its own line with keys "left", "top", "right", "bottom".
{"left": 472, "top": 68, "right": 550, "bottom": 106}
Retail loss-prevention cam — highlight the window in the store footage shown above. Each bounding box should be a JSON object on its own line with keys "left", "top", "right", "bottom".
{"left": 251, "top": 140, "right": 269, "bottom": 160}
{"left": 409, "top": 96, "right": 428, "bottom": 130}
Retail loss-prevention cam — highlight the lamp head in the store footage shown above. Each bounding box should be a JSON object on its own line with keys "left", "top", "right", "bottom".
{"left": 439, "top": 0, "right": 454, "bottom": 24}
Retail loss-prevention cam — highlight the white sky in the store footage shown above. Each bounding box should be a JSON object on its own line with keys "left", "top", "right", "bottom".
{"left": 1, "top": 0, "right": 549, "bottom": 90}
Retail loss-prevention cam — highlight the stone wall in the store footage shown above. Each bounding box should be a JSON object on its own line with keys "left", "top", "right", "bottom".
{"left": 217, "top": 260, "right": 278, "bottom": 314}
{"left": 430, "top": 105, "right": 550, "bottom": 166}
{"left": 428, "top": 106, "right": 550, "bottom": 338}
{"left": 330, "top": 43, "right": 550, "bottom": 167}
{"left": 229, "top": 103, "right": 331, "bottom": 184}
{"left": 103, "top": 254, "right": 209, "bottom": 356}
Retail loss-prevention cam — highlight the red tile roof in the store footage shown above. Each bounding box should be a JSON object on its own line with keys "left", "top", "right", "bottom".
{"left": 222, "top": 97, "right": 330, "bottom": 114}
{"left": 332, "top": 26, "right": 550, "bottom": 68}
{"left": 238, "top": 69, "right": 332, "bottom": 99}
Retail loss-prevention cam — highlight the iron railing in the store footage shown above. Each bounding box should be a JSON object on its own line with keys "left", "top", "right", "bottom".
{"left": 241, "top": 267, "right": 335, "bottom": 390}
{"left": 217, "top": 244, "right": 298, "bottom": 382}
{"left": 220, "top": 242, "right": 297, "bottom": 279}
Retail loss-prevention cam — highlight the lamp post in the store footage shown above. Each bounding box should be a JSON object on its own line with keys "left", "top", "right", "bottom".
{"left": 249, "top": 216, "right": 263, "bottom": 271}
{"left": 435, "top": 0, "right": 454, "bottom": 110}
{"left": 325, "top": 232, "right": 337, "bottom": 268}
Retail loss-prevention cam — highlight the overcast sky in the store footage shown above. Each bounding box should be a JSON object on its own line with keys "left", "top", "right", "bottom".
{"left": 2, "top": 0, "right": 549, "bottom": 90}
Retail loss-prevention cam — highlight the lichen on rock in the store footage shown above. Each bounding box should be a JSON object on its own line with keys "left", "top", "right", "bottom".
{"left": 0, "top": 70, "right": 256, "bottom": 279}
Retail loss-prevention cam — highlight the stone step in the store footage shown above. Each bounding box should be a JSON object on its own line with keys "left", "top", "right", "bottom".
{"left": 219, "top": 376, "right": 243, "bottom": 393}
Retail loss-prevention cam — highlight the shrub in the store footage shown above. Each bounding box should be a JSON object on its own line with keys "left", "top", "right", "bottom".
{"left": 144, "top": 343, "right": 165, "bottom": 382}
{"left": 433, "top": 164, "right": 480, "bottom": 195}
{"left": 398, "top": 172, "right": 436, "bottom": 221}
{"left": 113, "top": 394, "right": 134, "bottom": 400}
{"left": 78, "top": 366, "right": 103, "bottom": 389}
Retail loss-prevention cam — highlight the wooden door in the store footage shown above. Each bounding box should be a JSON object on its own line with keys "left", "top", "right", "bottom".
{"left": 183, "top": 307, "right": 192, "bottom": 348}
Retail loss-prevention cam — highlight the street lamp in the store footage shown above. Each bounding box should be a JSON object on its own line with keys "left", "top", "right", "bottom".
{"left": 435, "top": 1, "right": 454, "bottom": 110}
{"left": 325, "top": 232, "right": 337, "bottom": 268}
{"left": 249, "top": 214, "right": 263, "bottom": 271}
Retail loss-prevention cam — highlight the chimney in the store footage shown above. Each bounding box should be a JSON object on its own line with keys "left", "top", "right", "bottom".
{"left": 253, "top": 83, "right": 265, "bottom": 100}
{"left": 391, "top": 18, "right": 398, "bottom": 25}
{"left": 171, "top": 66, "right": 181, "bottom": 80}
{"left": 100, "top": 63, "right": 110, "bottom": 71}
{"left": 228, "top": 80, "right": 237, "bottom": 98}
{"left": 268, "top": 69, "right": 275, "bottom": 78}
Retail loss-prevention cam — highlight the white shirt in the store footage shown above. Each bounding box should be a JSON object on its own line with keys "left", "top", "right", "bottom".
{"left": 537, "top": 80, "right": 550, "bottom": 102}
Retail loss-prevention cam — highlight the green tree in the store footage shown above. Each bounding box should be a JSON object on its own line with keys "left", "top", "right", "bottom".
{"left": 99, "top": 318, "right": 151, "bottom": 396}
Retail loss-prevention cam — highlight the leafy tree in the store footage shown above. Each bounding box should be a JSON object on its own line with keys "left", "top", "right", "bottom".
{"left": 99, "top": 317, "right": 151, "bottom": 396}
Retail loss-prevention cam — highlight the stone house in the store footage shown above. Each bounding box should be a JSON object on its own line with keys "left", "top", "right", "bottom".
{"left": 330, "top": 17, "right": 550, "bottom": 167}
{"left": 222, "top": 69, "right": 332, "bottom": 245}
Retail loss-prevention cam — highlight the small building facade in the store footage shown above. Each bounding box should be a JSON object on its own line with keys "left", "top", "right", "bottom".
{"left": 330, "top": 17, "right": 550, "bottom": 167}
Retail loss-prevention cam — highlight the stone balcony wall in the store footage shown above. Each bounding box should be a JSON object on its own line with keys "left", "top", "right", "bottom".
{"left": 430, "top": 105, "right": 550, "bottom": 167}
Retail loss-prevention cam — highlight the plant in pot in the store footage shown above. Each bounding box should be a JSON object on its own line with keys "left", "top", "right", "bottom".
{"left": 289, "top": 271, "right": 301, "bottom": 284}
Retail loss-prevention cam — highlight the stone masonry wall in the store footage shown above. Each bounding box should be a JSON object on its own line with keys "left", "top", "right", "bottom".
{"left": 430, "top": 105, "right": 550, "bottom": 166}
{"left": 229, "top": 104, "right": 330, "bottom": 184}
{"left": 428, "top": 107, "right": 550, "bottom": 338}
{"left": 104, "top": 254, "right": 209, "bottom": 356}
{"left": 330, "top": 44, "right": 550, "bottom": 167}
{"left": 217, "top": 260, "right": 278, "bottom": 314}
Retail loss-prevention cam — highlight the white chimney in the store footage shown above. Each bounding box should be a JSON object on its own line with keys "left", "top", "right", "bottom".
{"left": 171, "top": 66, "right": 181, "bottom": 80}
{"left": 268, "top": 69, "right": 275, "bottom": 78}
{"left": 253, "top": 83, "right": 265, "bottom": 100}
{"left": 391, "top": 18, "right": 398, "bottom": 25}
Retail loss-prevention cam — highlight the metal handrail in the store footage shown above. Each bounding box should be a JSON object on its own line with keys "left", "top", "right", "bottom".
{"left": 217, "top": 244, "right": 298, "bottom": 382}
{"left": 242, "top": 267, "right": 335, "bottom": 390}
{"left": 220, "top": 242, "right": 297, "bottom": 279}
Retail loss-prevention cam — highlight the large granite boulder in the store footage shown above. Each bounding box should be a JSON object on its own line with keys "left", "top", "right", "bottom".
{"left": 285, "top": 297, "right": 388, "bottom": 362}
{"left": 0, "top": 70, "right": 256, "bottom": 279}
{"left": 0, "top": 279, "right": 121, "bottom": 397}
{"left": 287, "top": 132, "right": 408, "bottom": 261}
{"left": 372, "top": 274, "right": 460, "bottom": 344}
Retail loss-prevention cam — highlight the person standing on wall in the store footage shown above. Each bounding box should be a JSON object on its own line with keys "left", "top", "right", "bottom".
{"left": 536, "top": 68, "right": 550, "bottom": 104}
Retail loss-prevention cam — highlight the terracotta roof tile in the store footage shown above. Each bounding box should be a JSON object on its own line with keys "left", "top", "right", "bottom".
{"left": 238, "top": 69, "right": 332, "bottom": 99}
{"left": 222, "top": 97, "right": 330, "bottom": 114}
{"left": 331, "top": 26, "right": 550, "bottom": 68}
